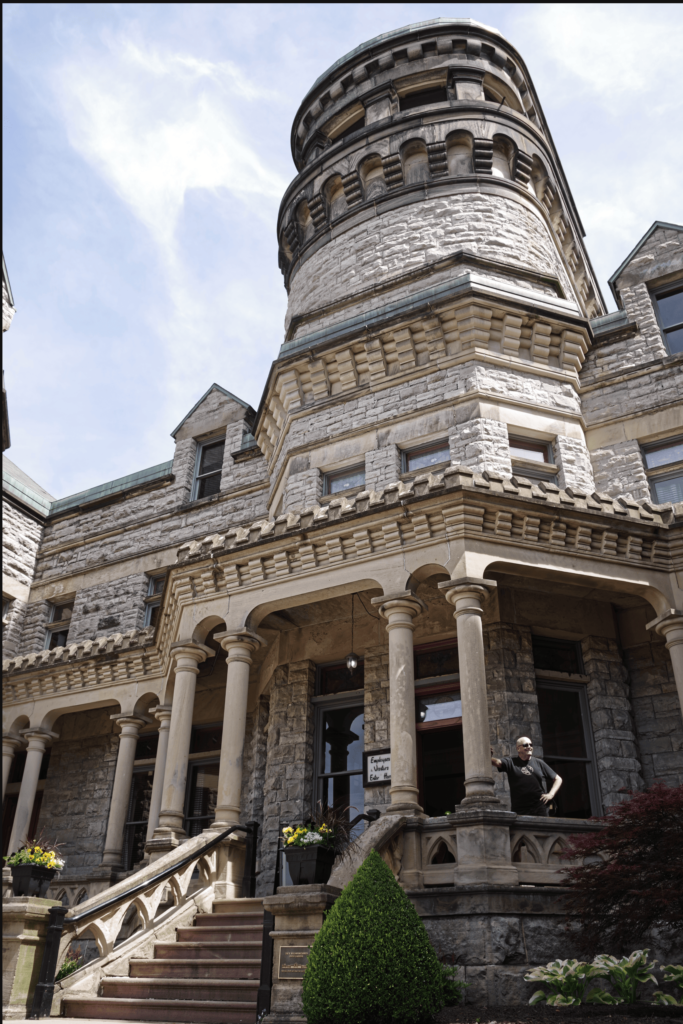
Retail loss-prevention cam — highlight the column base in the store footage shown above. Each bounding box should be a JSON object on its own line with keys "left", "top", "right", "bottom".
{"left": 387, "top": 801, "right": 427, "bottom": 818}
{"left": 145, "top": 827, "right": 187, "bottom": 863}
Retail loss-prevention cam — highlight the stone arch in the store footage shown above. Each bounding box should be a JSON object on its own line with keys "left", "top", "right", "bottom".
{"left": 191, "top": 615, "right": 227, "bottom": 645}
{"left": 511, "top": 834, "right": 541, "bottom": 863}
{"left": 408, "top": 562, "right": 452, "bottom": 585}
{"left": 324, "top": 173, "right": 347, "bottom": 221}
{"left": 359, "top": 154, "right": 387, "bottom": 201}
{"left": 39, "top": 698, "right": 121, "bottom": 733}
{"left": 430, "top": 839, "right": 456, "bottom": 864}
{"left": 245, "top": 573, "right": 409, "bottom": 631}
{"left": 296, "top": 199, "right": 314, "bottom": 245}
{"left": 5, "top": 713, "right": 29, "bottom": 737}
{"left": 492, "top": 134, "right": 515, "bottom": 180}
{"left": 446, "top": 130, "right": 473, "bottom": 176}
{"left": 57, "top": 889, "right": 70, "bottom": 906}
{"left": 133, "top": 691, "right": 162, "bottom": 718}
{"left": 401, "top": 139, "right": 430, "bottom": 185}
{"left": 548, "top": 837, "right": 568, "bottom": 863}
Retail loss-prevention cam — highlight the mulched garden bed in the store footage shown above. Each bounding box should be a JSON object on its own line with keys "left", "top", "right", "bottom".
{"left": 436, "top": 1005, "right": 683, "bottom": 1023}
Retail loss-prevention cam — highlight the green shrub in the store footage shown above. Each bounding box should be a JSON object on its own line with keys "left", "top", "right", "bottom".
{"left": 441, "top": 963, "right": 468, "bottom": 1006}
{"left": 302, "top": 848, "right": 444, "bottom": 1024}
{"left": 55, "top": 953, "right": 82, "bottom": 981}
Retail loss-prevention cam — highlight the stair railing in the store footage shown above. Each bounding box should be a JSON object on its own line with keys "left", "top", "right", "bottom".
{"left": 256, "top": 809, "right": 380, "bottom": 1018}
{"left": 29, "top": 820, "right": 259, "bottom": 1020}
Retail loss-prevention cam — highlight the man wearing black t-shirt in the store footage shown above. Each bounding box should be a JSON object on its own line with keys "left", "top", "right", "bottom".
{"left": 491, "top": 737, "right": 562, "bottom": 816}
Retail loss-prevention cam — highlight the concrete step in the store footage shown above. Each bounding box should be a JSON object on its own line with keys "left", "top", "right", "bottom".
{"left": 177, "top": 925, "right": 263, "bottom": 942}
{"left": 212, "top": 897, "right": 263, "bottom": 915}
{"left": 156, "top": 940, "right": 263, "bottom": 960}
{"left": 101, "top": 976, "right": 259, "bottom": 1002}
{"left": 63, "top": 995, "right": 257, "bottom": 1024}
{"left": 195, "top": 913, "right": 263, "bottom": 927}
{"left": 132, "top": 957, "right": 261, "bottom": 980}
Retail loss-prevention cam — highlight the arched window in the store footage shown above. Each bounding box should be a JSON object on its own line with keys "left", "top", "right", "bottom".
{"left": 446, "top": 131, "right": 473, "bottom": 176}
{"left": 492, "top": 135, "right": 515, "bottom": 180}
{"left": 402, "top": 140, "right": 429, "bottom": 185}
{"left": 360, "top": 155, "right": 386, "bottom": 201}
{"left": 324, "top": 175, "right": 347, "bottom": 222}
{"left": 296, "top": 200, "right": 314, "bottom": 245}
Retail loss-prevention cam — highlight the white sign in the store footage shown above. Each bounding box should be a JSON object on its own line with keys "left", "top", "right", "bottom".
{"left": 367, "top": 752, "right": 391, "bottom": 783}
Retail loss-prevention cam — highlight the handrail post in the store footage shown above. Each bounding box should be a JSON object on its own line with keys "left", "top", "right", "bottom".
{"left": 28, "top": 905, "right": 68, "bottom": 1019}
{"left": 241, "top": 820, "right": 259, "bottom": 898}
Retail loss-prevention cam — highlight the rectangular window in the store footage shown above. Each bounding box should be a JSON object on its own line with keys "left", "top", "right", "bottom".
{"left": 537, "top": 682, "right": 601, "bottom": 818}
{"left": 402, "top": 441, "right": 450, "bottom": 474}
{"left": 323, "top": 465, "right": 365, "bottom": 496}
{"left": 122, "top": 767, "right": 154, "bottom": 870}
{"left": 641, "top": 436, "right": 683, "bottom": 505}
{"left": 45, "top": 602, "right": 74, "bottom": 650}
{"left": 400, "top": 87, "right": 448, "bottom": 110}
{"left": 414, "top": 640, "right": 459, "bottom": 681}
{"left": 651, "top": 281, "right": 683, "bottom": 355}
{"left": 508, "top": 436, "right": 558, "bottom": 482}
{"left": 190, "top": 723, "right": 223, "bottom": 755}
{"left": 317, "top": 659, "right": 364, "bottom": 696}
{"left": 315, "top": 701, "right": 364, "bottom": 829}
{"left": 193, "top": 438, "right": 225, "bottom": 500}
{"left": 143, "top": 574, "right": 166, "bottom": 628}
{"left": 184, "top": 760, "right": 219, "bottom": 837}
{"left": 532, "top": 636, "right": 583, "bottom": 674}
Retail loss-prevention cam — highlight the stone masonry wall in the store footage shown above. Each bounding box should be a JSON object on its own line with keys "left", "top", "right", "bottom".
{"left": 283, "top": 466, "right": 322, "bottom": 513}
{"left": 259, "top": 661, "right": 315, "bottom": 895}
{"left": 67, "top": 573, "right": 149, "bottom": 644}
{"left": 625, "top": 637, "right": 683, "bottom": 788}
{"left": 2, "top": 498, "right": 44, "bottom": 658}
{"left": 240, "top": 696, "right": 270, "bottom": 883}
{"left": 365, "top": 445, "right": 401, "bottom": 493}
{"left": 18, "top": 599, "right": 52, "bottom": 655}
{"left": 449, "top": 418, "right": 513, "bottom": 478}
{"left": 581, "top": 636, "right": 644, "bottom": 807}
{"left": 363, "top": 647, "right": 391, "bottom": 814}
{"left": 552, "top": 434, "right": 594, "bottom": 494}
{"left": 589, "top": 439, "right": 650, "bottom": 502}
{"left": 37, "top": 707, "right": 118, "bottom": 870}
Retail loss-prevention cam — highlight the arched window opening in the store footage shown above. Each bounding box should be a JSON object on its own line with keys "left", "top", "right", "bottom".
{"left": 296, "top": 200, "right": 315, "bottom": 245}
{"left": 325, "top": 175, "right": 348, "bottom": 221}
{"left": 446, "top": 132, "right": 473, "bottom": 176}
{"left": 402, "top": 140, "right": 429, "bottom": 185}
{"left": 492, "top": 135, "right": 514, "bottom": 180}
{"left": 360, "top": 155, "right": 386, "bottom": 201}
{"left": 430, "top": 840, "right": 456, "bottom": 864}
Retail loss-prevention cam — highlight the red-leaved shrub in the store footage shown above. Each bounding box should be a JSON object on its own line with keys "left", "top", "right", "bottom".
{"left": 562, "top": 783, "right": 683, "bottom": 956}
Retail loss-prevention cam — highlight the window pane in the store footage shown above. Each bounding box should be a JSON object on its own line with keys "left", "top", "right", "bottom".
{"left": 129, "top": 769, "right": 154, "bottom": 821}
{"left": 186, "top": 763, "right": 219, "bottom": 834}
{"left": 197, "top": 472, "right": 221, "bottom": 499}
{"left": 321, "top": 772, "right": 365, "bottom": 828}
{"left": 151, "top": 577, "right": 166, "bottom": 595}
{"left": 328, "top": 469, "right": 365, "bottom": 494}
{"left": 652, "top": 473, "right": 683, "bottom": 504}
{"left": 415, "top": 644, "right": 458, "bottom": 680}
{"left": 509, "top": 441, "right": 548, "bottom": 462}
{"left": 319, "top": 661, "right": 364, "bottom": 695}
{"left": 322, "top": 707, "right": 363, "bottom": 774}
{"left": 400, "top": 87, "right": 448, "bottom": 110}
{"left": 199, "top": 441, "right": 225, "bottom": 476}
{"left": 406, "top": 445, "right": 450, "bottom": 472}
{"left": 53, "top": 603, "right": 74, "bottom": 622}
{"left": 657, "top": 287, "right": 683, "bottom": 328}
{"left": 190, "top": 725, "right": 223, "bottom": 754}
{"left": 664, "top": 325, "right": 683, "bottom": 354}
{"left": 420, "top": 726, "right": 465, "bottom": 817}
{"left": 545, "top": 758, "right": 592, "bottom": 819}
{"left": 532, "top": 636, "right": 581, "bottom": 674}
{"left": 644, "top": 440, "right": 683, "bottom": 469}
{"left": 48, "top": 628, "right": 69, "bottom": 650}
{"left": 135, "top": 733, "right": 159, "bottom": 760}
{"left": 416, "top": 692, "right": 461, "bottom": 724}
{"left": 537, "top": 686, "right": 587, "bottom": 758}
{"left": 148, "top": 603, "right": 161, "bottom": 628}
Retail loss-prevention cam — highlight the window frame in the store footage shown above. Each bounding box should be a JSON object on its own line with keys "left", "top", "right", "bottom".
{"left": 322, "top": 464, "right": 366, "bottom": 497}
{"left": 401, "top": 440, "right": 451, "bottom": 476}
{"left": 191, "top": 435, "right": 226, "bottom": 502}
{"left": 535, "top": 679, "right": 603, "bottom": 818}
{"left": 183, "top": 754, "right": 220, "bottom": 837}
{"left": 650, "top": 279, "right": 683, "bottom": 355}
{"left": 641, "top": 435, "right": 683, "bottom": 505}
{"left": 313, "top": 694, "right": 365, "bottom": 825}
{"left": 508, "top": 435, "right": 559, "bottom": 483}
{"left": 44, "top": 600, "right": 74, "bottom": 650}
{"left": 143, "top": 573, "right": 167, "bottom": 629}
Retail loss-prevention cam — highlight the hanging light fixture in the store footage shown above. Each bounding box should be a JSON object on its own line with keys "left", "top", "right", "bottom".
{"left": 346, "top": 593, "right": 359, "bottom": 672}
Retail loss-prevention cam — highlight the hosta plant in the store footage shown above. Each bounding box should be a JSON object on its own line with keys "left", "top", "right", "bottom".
{"left": 653, "top": 965, "right": 683, "bottom": 1006}
{"left": 525, "top": 958, "right": 620, "bottom": 1006}
{"left": 592, "top": 949, "right": 658, "bottom": 1003}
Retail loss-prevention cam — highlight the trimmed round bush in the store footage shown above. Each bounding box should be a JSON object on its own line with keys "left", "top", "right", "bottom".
{"left": 302, "top": 848, "right": 444, "bottom": 1024}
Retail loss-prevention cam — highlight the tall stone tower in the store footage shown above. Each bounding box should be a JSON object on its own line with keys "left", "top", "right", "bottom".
{"left": 260, "top": 17, "right": 604, "bottom": 511}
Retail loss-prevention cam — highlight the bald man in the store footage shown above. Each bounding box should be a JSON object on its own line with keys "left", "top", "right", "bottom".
{"left": 491, "top": 737, "right": 562, "bottom": 816}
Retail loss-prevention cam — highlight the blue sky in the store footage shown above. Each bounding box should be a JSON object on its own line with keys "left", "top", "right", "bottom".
{"left": 4, "top": 3, "right": 683, "bottom": 500}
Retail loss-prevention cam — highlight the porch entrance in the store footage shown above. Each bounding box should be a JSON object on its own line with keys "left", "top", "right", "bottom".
{"left": 414, "top": 641, "right": 463, "bottom": 817}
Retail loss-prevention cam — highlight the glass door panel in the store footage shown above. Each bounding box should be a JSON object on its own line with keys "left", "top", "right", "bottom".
{"left": 316, "top": 704, "right": 364, "bottom": 831}
{"left": 185, "top": 761, "right": 219, "bottom": 837}
{"left": 418, "top": 726, "right": 465, "bottom": 817}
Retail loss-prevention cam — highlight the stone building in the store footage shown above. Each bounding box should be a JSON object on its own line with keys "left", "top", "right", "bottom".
{"left": 2, "top": 17, "right": 683, "bottom": 1012}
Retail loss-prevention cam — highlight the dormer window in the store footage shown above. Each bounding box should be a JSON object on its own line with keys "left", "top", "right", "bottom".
{"left": 193, "top": 438, "right": 225, "bottom": 500}
{"left": 651, "top": 282, "right": 683, "bottom": 354}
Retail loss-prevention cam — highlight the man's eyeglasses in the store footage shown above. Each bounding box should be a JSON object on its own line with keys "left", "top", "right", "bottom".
{"left": 519, "top": 743, "right": 533, "bottom": 748}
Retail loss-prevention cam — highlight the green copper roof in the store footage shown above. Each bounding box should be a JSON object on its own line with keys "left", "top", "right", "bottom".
{"left": 49, "top": 461, "right": 173, "bottom": 516}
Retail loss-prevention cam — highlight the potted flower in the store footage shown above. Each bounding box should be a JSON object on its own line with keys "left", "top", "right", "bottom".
{"left": 4, "top": 837, "right": 64, "bottom": 898}
{"left": 282, "top": 806, "right": 354, "bottom": 885}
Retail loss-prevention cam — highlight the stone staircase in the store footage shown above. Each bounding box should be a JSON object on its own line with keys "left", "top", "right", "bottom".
{"left": 63, "top": 897, "right": 264, "bottom": 1023}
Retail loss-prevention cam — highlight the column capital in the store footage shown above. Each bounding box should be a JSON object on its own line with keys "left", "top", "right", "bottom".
{"left": 2, "top": 733, "right": 25, "bottom": 753}
{"left": 371, "top": 590, "right": 426, "bottom": 626}
{"left": 170, "top": 641, "right": 214, "bottom": 672}
{"left": 109, "top": 714, "right": 150, "bottom": 735}
{"left": 151, "top": 704, "right": 173, "bottom": 724}
{"left": 214, "top": 629, "right": 265, "bottom": 661}
{"left": 438, "top": 577, "right": 497, "bottom": 615}
{"left": 646, "top": 609, "right": 683, "bottom": 647}
{"left": 20, "top": 728, "right": 58, "bottom": 750}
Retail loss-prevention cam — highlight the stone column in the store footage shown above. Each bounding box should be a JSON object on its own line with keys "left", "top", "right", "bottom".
{"left": 148, "top": 642, "right": 212, "bottom": 856}
{"left": 101, "top": 715, "right": 148, "bottom": 868}
{"left": 213, "top": 630, "right": 265, "bottom": 827}
{"left": 145, "top": 705, "right": 172, "bottom": 844}
{"left": 7, "top": 730, "right": 55, "bottom": 855}
{"left": 2, "top": 734, "right": 24, "bottom": 800}
{"left": 646, "top": 610, "right": 683, "bottom": 723}
{"left": 371, "top": 591, "right": 426, "bottom": 814}
{"left": 439, "top": 578, "right": 499, "bottom": 804}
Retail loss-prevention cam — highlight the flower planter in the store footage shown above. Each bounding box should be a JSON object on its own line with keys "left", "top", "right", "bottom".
{"left": 285, "top": 844, "right": 336, "bottom": 885}
{"left": 11, "top": 864, "right": 57, "bottom": 898}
